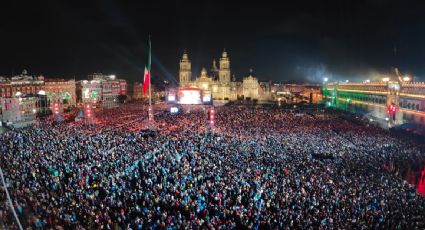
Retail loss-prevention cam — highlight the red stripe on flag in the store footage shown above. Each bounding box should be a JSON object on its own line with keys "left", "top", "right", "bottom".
{"left": 143, "top": 67, "right": 150, "bottom": 96}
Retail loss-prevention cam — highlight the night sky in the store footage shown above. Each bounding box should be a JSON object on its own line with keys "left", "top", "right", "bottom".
{"left": 1, "top": 0, "right": 425, "bottom": 84}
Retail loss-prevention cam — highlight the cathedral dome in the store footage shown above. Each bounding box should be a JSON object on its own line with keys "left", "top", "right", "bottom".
{"left": 201, "top": 67, "right": 207, "bottom": 76}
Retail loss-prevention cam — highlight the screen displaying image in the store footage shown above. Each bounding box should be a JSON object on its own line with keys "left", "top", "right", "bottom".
{"left": 203, "top": 96, "right": 211, "bottom": 102}
{"left": 178, "top": 88, "right": 202, "bottom": 104}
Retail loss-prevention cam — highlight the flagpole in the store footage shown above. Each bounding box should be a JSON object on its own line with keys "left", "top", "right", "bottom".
{"left": 148, "top": 35, "right": 154, "bottom": 124}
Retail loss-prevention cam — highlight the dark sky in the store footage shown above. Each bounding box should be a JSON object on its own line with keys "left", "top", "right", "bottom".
{"left": 1, "top": 0, "right": 425, "bottom": 84}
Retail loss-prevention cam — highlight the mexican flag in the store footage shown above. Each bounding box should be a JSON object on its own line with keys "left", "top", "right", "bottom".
{"left": 143, "top": 39, "right": 151, "bottom": 96}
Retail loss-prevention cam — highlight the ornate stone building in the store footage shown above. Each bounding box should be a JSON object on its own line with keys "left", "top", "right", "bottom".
{"left": 0, "top": 70, "right": 44, "bottom": 98}
{"left": 243, "top": 73, "right": 259, "bottom": 99}
{"left": 1, "top": 95, "right": 38, "bottom": 126}
{"left": 80, "top": 73, "right": 128, "bottom": 108}
{"left": 43, "top": 78, "right": 77, "bottom": 108}
{"left": 178, "top": 49, "right": 273, "bottom": 101}
{"left": 179, "top": 50, "right": 239, "bottom": 100}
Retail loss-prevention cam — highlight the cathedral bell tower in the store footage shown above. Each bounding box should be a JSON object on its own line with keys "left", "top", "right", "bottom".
{"left": 179, "top": 50, "right": 192, "bottom": 86}
{"left": 219, "top": 49, "right": 231, "bottom": 83}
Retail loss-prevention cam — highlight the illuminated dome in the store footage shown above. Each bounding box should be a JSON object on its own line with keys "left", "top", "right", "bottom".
{"left": 201, "top": 67, "right": 207, "bottom": 76}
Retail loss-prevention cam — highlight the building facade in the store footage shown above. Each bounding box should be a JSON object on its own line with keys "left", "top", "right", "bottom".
{"left": 101, "top": 80, "right": 120, "bottom": 108}
{"left": 1, "top": 96, "right": 37, "bottom": 126}
{"left": 81, "top": 73, "right": 127, "bottom": 108}
{"left": 43, "top": 78, "right": 77, "bottom": 108}
{"left": 0, "top": 70, "right": 44, "bottom": 98}
{"left": 322, "top": 68, "right": 425, "bottom": 126}
{"left": 243, "top": 74, "right": 259, "bottom": 99}
{"left": 118, "top": 79, "right": 127, "bottom": 97}
{"left": 179, "top": 50, "right": 235, "bottom": 100}
{"left": 81, "top": 79, "right": 102, "bottom": 106}
{"left": 132, "top": 82, "right": 143, "bottom": 100}
{"left": 178, "top": 50, "right": 268, "bottom": 101}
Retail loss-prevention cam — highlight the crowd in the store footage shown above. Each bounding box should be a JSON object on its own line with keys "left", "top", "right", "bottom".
{"left": 1, "top": 103, "right": 425, "bottom": 229}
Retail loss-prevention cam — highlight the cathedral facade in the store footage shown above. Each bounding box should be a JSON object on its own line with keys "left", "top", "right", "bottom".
{"left": 178, "top": 49, "right": 271, "bottom": 101}
{"left": 179, "top": 50, "right": 241, "bottom": 100}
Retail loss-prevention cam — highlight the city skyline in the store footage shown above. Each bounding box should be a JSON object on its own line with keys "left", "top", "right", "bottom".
{"left": 1, "top": 0, "right": 425, "bottom": 83}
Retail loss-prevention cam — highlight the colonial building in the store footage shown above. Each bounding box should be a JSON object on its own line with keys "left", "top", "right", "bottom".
{"left": 43, "top": 78, "right": 77, "bottom": 108}
{"left": 101, "top": 80, "right": 120, "bottom": 108}
{"left": 178, "top": 50, "right": 274, "bottom": 101}
{"left": 179, "top": 50, "right": 240, "bottom": 100}
{"left": 1, "top": 95, "right": 37, "bottom": 126}
{"left": 243, "top": 73, "right": 259, "bottom": 99}
{"left": 132, "top": 82, "right": 143, "bottom": 100}
{"left": 0, "top": 70, "right": 44, "bottom": 98}
{"left": 81, "top": 73, "right": 127, "bottom": 108}
{"left": 118, "top": 79, "right": 127, "bottom": 97}
{"left": 322, "top": 67, "right": 425, "bottom": 126}
{"left": 81, "top": 79, "right": 102, "bottom": 106}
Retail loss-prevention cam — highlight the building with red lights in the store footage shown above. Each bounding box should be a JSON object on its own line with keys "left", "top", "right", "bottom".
{"left": 43, "top": 78, "right": 77, "bottom": 108}
{"left": 0, "top": 70, "right": 44, "bottom": 98}
{"left": 81, "top": 73, "right": 127, "bottom": 108}
{"left": 118, "top": 79, "right": 127, "bottom": 96}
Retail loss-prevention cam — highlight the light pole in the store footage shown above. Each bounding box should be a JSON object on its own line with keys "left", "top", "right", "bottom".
{"left": 84, "top": 102, "right": 94, "bottom": 126}
{"left": 52, "top": 94, "right": 64, "bottom": 122}
{"left": 207, "top": 106, "right": 215, "bottom": 129}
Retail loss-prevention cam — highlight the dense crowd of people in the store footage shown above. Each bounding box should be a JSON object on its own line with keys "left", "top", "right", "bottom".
{"left": 1, "top": 103, "right": 425, "bottom": 229}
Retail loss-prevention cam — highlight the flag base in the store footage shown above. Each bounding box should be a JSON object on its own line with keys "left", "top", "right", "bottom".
{"left": 147, "top": 105, "right": 156, "bottom": 130}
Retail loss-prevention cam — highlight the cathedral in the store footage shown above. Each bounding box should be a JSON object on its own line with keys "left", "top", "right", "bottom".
{"left": 179, "top": 49, "right": 241, "bottom": 100}
{"left": 178, "top": 49, "right": 271, "bottom": 101}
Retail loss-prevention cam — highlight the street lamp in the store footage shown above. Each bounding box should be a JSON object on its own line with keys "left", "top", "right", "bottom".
{"left": 382, "top": 77, "right": 390, "bottom": 82}
{"left": 403, "top": 76, "right": 411, "bottom": 82}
